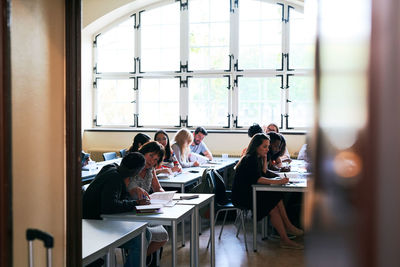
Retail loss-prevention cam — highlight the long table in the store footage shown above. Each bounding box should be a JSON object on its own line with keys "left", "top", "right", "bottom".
{"left": 158, "top": 157, "right": 239, "bottom": 193}
{"left": 82, "top": 219, "right": 147, "bottom": 267}
{"left": 102, "top": 204, "right": 196, "bottom": 267}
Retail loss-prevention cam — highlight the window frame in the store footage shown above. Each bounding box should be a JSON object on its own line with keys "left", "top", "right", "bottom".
{"left": 91, "top": 0, "right": 313, "bottom": 131}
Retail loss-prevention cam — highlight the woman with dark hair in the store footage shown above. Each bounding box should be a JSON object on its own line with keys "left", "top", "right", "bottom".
{"left": 127, "top": 141, "right": 169, "bottom": 261}
{"left": 266, "top": 131, "right": 291, "bottom": 171}
{"left": 154, "top": 130, "right": 182, "bottom": 174}
{"left": 241, "top": 123, "right": 264, "bottom": 156}
{"left": 232, "top": 133, "right": 304, "bottom": 249}
{"left": 264, "top": 123, "right": 292, "bottom": 163}
{"left": 128, "top": 133, "right": 151, "bottom": 153}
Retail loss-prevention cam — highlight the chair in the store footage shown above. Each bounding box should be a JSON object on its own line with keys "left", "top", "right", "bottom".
{"left": 103, "top": 152, "right": 117, "bottom": 161}
{"left": 120, "top": 148, "right": 127, "bottom": 158}
{"left": 207, "top": 169, "right": 248, "bottom": 251}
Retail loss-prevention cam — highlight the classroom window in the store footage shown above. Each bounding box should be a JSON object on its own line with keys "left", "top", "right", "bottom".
{"left": 188, "top": 0, "right": 230, "bottom": 71}
{"left": 141, "top": 2, "right": 180, "bottom": 72}
{"left": 238, "top": 0, "right": 283, "bottom": 70}
{"left": 92, "top": 0, "right": 315, "bottom": 130}
{"left": 237, "top": 77, "right": 281, "bottom": 126}
{"left": 95, "top": 79, "right": 135, "bottom": 126}
{"left": 188, "top": 77, "right": 229, "bottom": 127}
{"left": 138, "top": 78, "right": 180, "bottom": 126}
{"left": 96, "top": 17, "right": 135, "bottom": 73}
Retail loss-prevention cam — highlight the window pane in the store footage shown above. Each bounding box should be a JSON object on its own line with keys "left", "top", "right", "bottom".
{"left": 238, "top": 77, "right": 281, "bottom": 126}
{"left": 188, "top": 77, "right": 229, "bottom": 126}
{"left": 239, "top": 0, "right": 282, "bottom": 70}
{"left": 288, "top": 76, "right": 314, "bottom": 128}
{"left": 139, "top": 78, "right": 180, "bottom": 126}
{"left": 189, "top": 0, "right": 230, "bottom": 70}
{"left": 96, "top": 79, "right": 135, "bottom": 125}
{"left": 289, "top": 9, "right": 316, "bottom": 69}
{"left": 97, "top": 17, "right": 135, "bottom": 73}
{"left": 141, "top": 3, "right": 180, "bottom": 72}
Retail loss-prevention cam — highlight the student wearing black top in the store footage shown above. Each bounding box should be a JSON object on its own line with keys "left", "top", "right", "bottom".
{"left": 128, "top": 133, "right": 151, "bottom": 153}
{"left": 232, "top": 133, "right": 304, "bottom": 249}
{"left": 83, "top": 152, "right": 151, "bottom": 267}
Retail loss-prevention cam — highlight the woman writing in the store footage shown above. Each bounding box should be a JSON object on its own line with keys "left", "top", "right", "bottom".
{"left": 232, "top": 133, "right": 303, "bottom": 249}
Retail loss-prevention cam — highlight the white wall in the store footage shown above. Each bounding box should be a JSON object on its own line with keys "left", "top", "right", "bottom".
{"left": 11, "top": 0, "right": 66, "bottom": 266}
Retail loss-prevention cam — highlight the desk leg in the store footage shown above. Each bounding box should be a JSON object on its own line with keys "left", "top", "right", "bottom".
{"left": 191, "top": 210, "right": 196, "bottom": 267}
{"left": 194, "top": 207, "right": 199, "bottom": 267}
{"left": 210, "top": 198, "right": 215, "bottom": 267}
{"left": 140, "top": 230, "right": 146, "bottom": 267}
{"left": 181, "top": 185, "right": 185, "bottom": 247}
{"left": 107, "top": 248, "right": 114, "bottom": 267}
{"left": 172, "top": 220, "right": 177, "bottom": 267}
{"left": 253, "top": 187, "right": 257, "bottom": 252}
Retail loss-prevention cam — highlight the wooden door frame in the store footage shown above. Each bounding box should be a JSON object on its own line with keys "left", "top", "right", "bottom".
{"left": 0, "top": 0, "right": 12, "bottom": 266}
{"left": 66, "top": 0, "right": 82, "bottom": 266}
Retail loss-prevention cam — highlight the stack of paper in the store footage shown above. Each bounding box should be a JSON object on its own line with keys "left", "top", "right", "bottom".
{"left": 150, "top": 191, "right": 177, "bottom": 207}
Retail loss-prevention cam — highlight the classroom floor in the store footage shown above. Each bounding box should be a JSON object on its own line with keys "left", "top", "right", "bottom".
{"left": 159, "top": 214, "right": 305, "bottom": 267}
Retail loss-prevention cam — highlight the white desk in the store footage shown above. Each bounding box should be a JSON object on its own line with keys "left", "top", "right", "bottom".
{"left": 174, "top": 193, "right": 215, "bottom": 267}
{"left": 252, "top": 179, "right": 307, "bottom": 252}
{"left": 102, "top": 204, "right": 196, "bottom": 267}
{"left": 82, "top": 219, "right": 147, "bottom": 267}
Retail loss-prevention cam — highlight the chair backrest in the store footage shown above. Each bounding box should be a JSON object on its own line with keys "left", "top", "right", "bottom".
{"left": 189, "top": 169, "right": 215, "bottom": 194}
{"left": 103, "top": 152, "right": 117, "bottom": 161}
{"left": 120, "top": 148, "right": 127, "bottom": 158}
{"left": 210, "top": 170, "right": 229, "bottom": 205}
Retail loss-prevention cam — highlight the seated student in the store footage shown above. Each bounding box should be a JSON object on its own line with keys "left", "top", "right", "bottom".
{"left": 154, "top": 130, "right": 182, "bottom": 175}
{"left": 127, "top": 141, "right": 169, "bottom": 264}
{"left": 266, "top": 131, "right": 290, "bottom": 172}
{"left": 172, "top": 128, "right": 200, "bottom": 168}
{"left": 128, "top": 133, "right": 151, "bottom": 153}
{"left": 232, "top": 133, "right": 304, "bottom": 249}
{"left": 241, "top": 123, "right": 264, "bottom": 156}
{"left": 190, "top": 126, "right": 213, "bottom": 161}
{"left": 82, "top": 152, "right": 151, "bottom": 267}
{"left": 264, "top": 123, "right": 292, "bottom": 163}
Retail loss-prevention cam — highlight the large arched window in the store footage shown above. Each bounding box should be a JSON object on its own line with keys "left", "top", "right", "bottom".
{"left": 93, "top": 0, "right": 315, "bottom": 130}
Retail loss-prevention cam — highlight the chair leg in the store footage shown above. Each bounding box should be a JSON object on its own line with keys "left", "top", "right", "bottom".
{"left": 240, "top": 211, "right": 248, "bottom": 251}
{"left": 207, "top": 210, "right": 221, "bottom": 249}
{"left": 219, "top": 211, "right": 228, "bottom": 239}
{"left": 236, "top": 210, "right": 242, "bottom": 238}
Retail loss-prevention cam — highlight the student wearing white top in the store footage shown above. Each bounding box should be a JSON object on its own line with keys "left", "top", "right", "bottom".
{"left": 172, "top": 128, "right": 200, "bottom": 168}
{"left": 190, "top": 126, "right": 213, "bottom": 161}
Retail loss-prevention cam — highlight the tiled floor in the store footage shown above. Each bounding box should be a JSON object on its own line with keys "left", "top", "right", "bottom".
{"left": 160, "top": 215, "right": 305, "bottom": 267}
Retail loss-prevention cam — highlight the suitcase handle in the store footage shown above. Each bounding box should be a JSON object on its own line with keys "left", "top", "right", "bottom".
{"left": 26, "top": 229, "right": 54, "bottom": 248}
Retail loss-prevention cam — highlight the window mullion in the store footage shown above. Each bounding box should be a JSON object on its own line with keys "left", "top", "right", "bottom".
{"left": 180, "top": 3, "right": 189, "bottom": 126}
{"left": 230, "top": 0, "right": 239, "bottom": 129}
